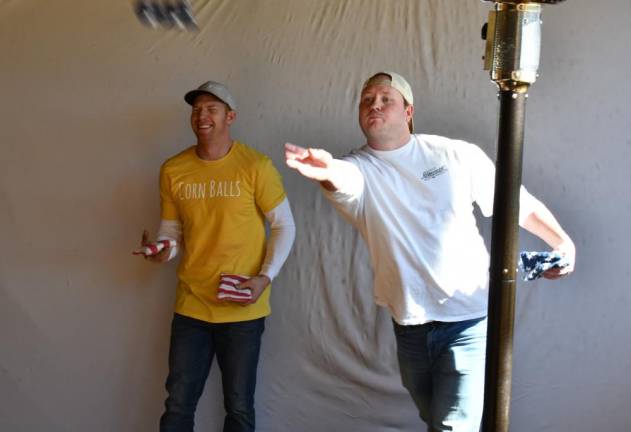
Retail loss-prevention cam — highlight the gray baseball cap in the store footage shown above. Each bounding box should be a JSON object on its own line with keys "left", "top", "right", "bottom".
{"left": 184, "top": 80, "right": 237, "bottom": 111}
{"left": 362, "top": 71, "right": 414, "bottom": 132}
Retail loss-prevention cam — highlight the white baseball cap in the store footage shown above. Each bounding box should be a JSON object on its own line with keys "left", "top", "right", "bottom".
{"left": 184, "top": 80, "right": 237, "bottom": 111}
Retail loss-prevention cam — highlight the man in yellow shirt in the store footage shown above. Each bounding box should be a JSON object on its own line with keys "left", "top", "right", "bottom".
{"left": 139, "top": 81, "right": 295, "bottom": 432}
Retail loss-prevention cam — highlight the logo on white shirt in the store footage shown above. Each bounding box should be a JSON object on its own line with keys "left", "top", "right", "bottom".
{"left": 421, "top": 165, "right": 447, "bottom": 181}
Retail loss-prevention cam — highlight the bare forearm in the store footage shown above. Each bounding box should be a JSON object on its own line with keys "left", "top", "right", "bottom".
{"left": 521, "top": 202, "right": 576, "bottom": 277}
{"left": 521, "top": 202, "right": 573, "bottom": 249}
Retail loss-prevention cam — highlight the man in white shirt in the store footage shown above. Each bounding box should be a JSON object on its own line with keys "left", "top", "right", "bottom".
{"left": 284, "top": 71, "right": 575, "bottom": 431}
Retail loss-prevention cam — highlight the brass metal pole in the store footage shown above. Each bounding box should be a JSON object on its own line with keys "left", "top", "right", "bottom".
{"left": 480, "top": 2, "right": 552, "bottom": 430}
{"left": 482, "top": 84, "right": 529, "bottom": 432}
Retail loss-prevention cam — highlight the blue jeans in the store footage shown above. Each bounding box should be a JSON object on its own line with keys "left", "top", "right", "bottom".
{"left": 159, "top": 314, "right": 265, "bottom": 432}
{"left": 393, "top": 317, "right": 487, "bottom": 432}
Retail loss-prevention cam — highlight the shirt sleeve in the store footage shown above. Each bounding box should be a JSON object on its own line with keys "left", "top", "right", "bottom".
{"left": 467, "top": 143, "right": 539, "bottom": 224}
{"left": 159, "top": 164, "right": 180, "bottom": 221}
{"left": 320, "top": 157, "right": 365, "bottom": 221}
{"left": 259, "top": 198, "right": 296, "bottom": 280}
{"left": 254, "top": 157, "right": 287, "bottom": 213}
{"left": 156, "top": 219, "right": 182, "bottom": 261}
{"left": 157, "top": 164, "right": 182, "bottom": 261}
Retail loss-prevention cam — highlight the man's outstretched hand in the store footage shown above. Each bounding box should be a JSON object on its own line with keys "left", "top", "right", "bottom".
{"left": 284, "top": 143, "right": 335, "bottom": 182}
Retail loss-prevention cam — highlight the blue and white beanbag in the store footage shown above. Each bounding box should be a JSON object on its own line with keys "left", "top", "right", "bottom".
{"left": 519, "top": 251, "right": 570, "bottom": 281}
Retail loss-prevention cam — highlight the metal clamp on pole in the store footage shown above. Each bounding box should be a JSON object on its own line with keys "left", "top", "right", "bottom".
{"left": 483, "top": 2, "right": 542, "bottom": 90}
{"left": 480, "top": 1, "right": 564, "bottom": 431}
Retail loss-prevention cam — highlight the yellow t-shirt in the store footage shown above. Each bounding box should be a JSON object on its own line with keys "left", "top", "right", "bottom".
{"left": 160, "top": 141, "right": 286, "bottom": 323}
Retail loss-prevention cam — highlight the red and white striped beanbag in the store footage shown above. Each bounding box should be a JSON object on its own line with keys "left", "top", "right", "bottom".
{"left": 218, "top": 273, "right": 252, "bottom": 302}
{"left": 133, "top": 239, "right": 177, "bottom": 256}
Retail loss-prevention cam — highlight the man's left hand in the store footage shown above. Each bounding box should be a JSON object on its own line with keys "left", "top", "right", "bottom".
{"left": 543, "top": 239, "right": 576, "bottom": 280}
{"left": 236, "top": 275, "right": 271, "bottom": 304}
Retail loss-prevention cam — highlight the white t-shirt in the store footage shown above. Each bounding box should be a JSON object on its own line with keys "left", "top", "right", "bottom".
{"left": 323, "top": 134, "right": 538, "bottom": 325}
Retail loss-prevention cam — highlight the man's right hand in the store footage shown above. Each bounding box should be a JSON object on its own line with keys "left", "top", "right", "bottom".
{"left": 139, "top": 230, "right": 171, "bottom": 263}
{"left": 284, "top": 143, "right": 335, "bottom": 182}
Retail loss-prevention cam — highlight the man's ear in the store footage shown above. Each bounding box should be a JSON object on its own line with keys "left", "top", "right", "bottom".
{"left": 405, "top": 104, "right": 415, "bottom": 122}
{"left": 226, "top": 110, "right": 237, "bottom": 125}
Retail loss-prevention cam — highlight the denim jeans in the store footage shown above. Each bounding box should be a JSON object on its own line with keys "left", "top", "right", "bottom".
{"left": 159, "top": 313, "right": 265, "bottom": 432}
{"left": 393, "top": 317, "right": 487, "bottom": 432}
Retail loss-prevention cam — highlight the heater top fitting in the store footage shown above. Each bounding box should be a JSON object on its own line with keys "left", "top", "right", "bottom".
{"left": 482, "top": 3, "right": 543, "bottom": 85}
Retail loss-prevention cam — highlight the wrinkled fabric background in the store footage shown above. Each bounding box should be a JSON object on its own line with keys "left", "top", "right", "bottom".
{"left": 1, "top": 1, "right": 630, "bottom": 431}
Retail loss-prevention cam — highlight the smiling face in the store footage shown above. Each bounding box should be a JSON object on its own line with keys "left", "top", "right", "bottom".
{"left": 190, "top": 93, "right": 235, "bottom": 142}
{"left": 358, "top": 81, "right": 414, "bottom": 149}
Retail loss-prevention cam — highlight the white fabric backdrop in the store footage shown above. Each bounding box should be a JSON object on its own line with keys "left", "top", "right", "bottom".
{"left": 1, "top": 1, "right": 630, "bottom": 431}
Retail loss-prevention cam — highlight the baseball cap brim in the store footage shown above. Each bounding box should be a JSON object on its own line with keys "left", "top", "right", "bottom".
{"left": 184, "top": 90, "right": 235, "bottom": 110}
{"left": 184, "top": 81, "right": 237, "bottom": 111}
{"left": 184, "top": 90, "right": 218, "bottom": 105}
